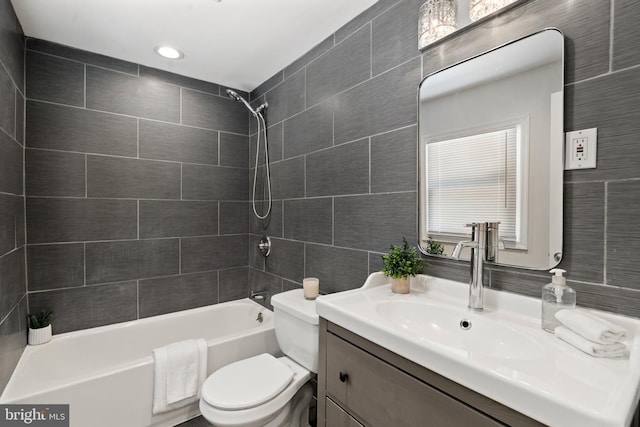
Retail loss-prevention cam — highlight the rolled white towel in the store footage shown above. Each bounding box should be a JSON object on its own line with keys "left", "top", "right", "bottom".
{"left": 555, "top": 309, "right": 627, "bottom": 344}
{"left": 555, "top": 326, "right": 627, "bottom": 358}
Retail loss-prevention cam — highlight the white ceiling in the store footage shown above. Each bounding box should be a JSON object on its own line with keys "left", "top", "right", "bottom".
{"left": 11, "top": 0, "right": 379, "bottom": 92}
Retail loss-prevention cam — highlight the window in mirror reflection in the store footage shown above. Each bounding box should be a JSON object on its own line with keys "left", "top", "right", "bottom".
{"left": 426, "top": 117, "right": 529, "bottom": 250}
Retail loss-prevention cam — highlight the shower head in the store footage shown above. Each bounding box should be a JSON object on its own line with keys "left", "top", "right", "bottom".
{"left": 226, "top": 89, "right": 258, "bottom": 117}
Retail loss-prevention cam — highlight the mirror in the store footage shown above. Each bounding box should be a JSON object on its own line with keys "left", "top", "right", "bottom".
{"left": 418, "top": 28, "right": 564, "bottom": 270}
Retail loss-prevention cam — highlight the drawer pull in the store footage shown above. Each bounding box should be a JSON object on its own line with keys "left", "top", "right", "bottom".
{"left": 339, "top": 372, "right": 349, "bottom": 383}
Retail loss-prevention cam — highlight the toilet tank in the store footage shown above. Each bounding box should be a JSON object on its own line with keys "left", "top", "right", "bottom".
{"left": 270, "top": 289, "right": 319, "bottom": 373}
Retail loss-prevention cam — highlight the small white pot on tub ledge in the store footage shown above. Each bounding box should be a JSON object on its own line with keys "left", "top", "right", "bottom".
{"left": 28, "top": 324, "right": 52, "bottom": 345}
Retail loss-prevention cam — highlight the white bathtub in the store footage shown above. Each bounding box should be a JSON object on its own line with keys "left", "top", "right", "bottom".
{"left": 0, "top": 299, "right": 280, "bottom": 427}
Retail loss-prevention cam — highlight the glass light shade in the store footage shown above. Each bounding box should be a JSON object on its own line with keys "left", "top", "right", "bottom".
{"left": 469, "top": 0, "right": 517, "bottom": 21}
{"left": 419, "top": 0, "right": 457, "bottom": 49}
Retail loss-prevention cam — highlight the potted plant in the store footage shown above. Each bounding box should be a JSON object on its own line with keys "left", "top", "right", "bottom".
{"left": 425, "top": 238, "right": 445, "bottom": 255}
{"left": 382, "top": 238, "right": 423, "bottom": 294}
{"left": 27, "top": 310, "right": 53, "bottom": 345}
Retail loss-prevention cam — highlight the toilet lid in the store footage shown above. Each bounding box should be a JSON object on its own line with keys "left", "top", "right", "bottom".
{"left": 202, "top": 354, "right": 294, "bottom": 410}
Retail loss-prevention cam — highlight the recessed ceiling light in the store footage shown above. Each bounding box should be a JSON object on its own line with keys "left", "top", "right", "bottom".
{"left": 154, "top": 46, "right": 184, "bottom": 60}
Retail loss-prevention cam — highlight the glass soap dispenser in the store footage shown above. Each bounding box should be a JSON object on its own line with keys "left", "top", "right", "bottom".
{"left": 541, "top": 268, "right": 576, "bottom": 333}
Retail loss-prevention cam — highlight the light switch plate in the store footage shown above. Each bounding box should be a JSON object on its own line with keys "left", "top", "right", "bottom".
{"left": 565, "top": 128, "right": 597, "bottom": 170}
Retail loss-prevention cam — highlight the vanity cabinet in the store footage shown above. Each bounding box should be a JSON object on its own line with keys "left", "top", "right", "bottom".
{"left": 317, "top": 319, "right": 544, "bottom": 427}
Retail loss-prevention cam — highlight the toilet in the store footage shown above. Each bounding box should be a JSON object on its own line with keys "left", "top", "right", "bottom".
{"left": 199, "top": 289, "right": 318, "bottom": 427}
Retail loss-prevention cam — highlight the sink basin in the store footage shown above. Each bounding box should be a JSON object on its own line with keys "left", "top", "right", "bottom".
{"left": 316, "top": 272, "right": 640, "bottom": 427}
{"left": 375, "top": 300, "right": 543, "bottom": 361}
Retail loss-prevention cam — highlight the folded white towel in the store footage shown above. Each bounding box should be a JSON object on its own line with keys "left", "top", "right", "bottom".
{"left": 555, "top": 326, "right": 627, "bottom": 358}
{"left": 555, "top": 309, "right": 627, "bottom": 344}
{"left": 152, "top": 338, "right": 208, "bottom": 414}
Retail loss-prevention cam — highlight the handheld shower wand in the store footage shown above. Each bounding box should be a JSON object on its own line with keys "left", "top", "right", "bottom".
{"left": 226, "top": 89, "right": 271, "bottom": 220}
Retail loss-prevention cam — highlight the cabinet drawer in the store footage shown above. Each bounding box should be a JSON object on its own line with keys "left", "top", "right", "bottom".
{"left": 326, "top": 333, "right": 504, "bottom": 427}
{"left": 326, "top": 397, "right": 364, "bottom": 427}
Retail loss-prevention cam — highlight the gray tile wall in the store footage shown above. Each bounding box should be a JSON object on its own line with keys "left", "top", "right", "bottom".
{"left": 24, "top": 39, "right": 252, "bottom": 334}
{"left": 0, "top": 0, "right": 26, "bottom": 395}
{"left": 247, "top": 0, "right": 640, "bottom": 318}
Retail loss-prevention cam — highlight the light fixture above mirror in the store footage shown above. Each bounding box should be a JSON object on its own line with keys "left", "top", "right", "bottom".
{"left": 418, "top": 0, "right": 523, "bottom": 49}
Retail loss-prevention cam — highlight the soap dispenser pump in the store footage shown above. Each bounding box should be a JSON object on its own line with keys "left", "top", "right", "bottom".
{"left": 541, "top": 268, "right": 576, "bottom": 333}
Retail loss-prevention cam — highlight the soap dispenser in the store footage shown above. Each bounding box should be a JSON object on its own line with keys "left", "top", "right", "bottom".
{"left": 541, "top": 268, "right": 576, "bottom": 333}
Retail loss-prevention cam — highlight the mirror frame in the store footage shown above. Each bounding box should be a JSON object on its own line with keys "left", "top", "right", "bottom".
{"left": 417, "top": 28, "right": 565, "bottom": 270}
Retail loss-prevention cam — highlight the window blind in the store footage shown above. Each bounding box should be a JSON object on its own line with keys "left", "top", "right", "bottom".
{"left": 426, "top": 126, "right": 519, "bottom": 242}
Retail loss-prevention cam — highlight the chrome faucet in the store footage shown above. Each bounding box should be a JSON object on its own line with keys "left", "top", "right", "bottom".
{"left": 452, "top": 222, "right": 500, "bottom": 312}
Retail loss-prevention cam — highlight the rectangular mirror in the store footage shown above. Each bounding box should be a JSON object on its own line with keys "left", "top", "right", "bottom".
{"left": 418, "top": 28, "right": 564, "bottom": 270}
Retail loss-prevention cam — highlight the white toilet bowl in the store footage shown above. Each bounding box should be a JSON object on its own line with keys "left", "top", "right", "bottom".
{"left": 200, "top": 290, "right": 319, "bottom": 427}
{"left": 199, "top": 354, "right": 312, "bottom": 427}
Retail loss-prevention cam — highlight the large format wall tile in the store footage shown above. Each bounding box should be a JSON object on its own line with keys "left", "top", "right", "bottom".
{"left": 139, "top": 271, "right": 217, "bottom": 318}
{"left": 613, "top": 0, "right": 640, "bottom": 71}
{"left": 559, "top": 182, "right": 604, "bottom": 283}
{"left": 0, "top": 248, "right": 25, "bottom": 321}
{"left": 25, "top": 149, "right": 85, "bottom": 197}
{"left": 0, "top": 194, "right": 22, "bottom": 255}
{"left": 219, "top": 267, "right": 249, "bottom": 302}
{"left": 0, "top": 131, "right": 22, "bottom": 195}
{"left": 284, "top": 198, "right": 333, "bottom": 244}
{"left": 334, "top": 58, "right": 420, "bottom": 144}
{"left": 220, "top": 132, "right": 249, "bottom": 168}
{"left": 26, "top": 198, "right": 137, "bottom": 243}
{"left": 139, "top": 120, "right": 218, "bottom": 165}
{"left": 565, "top": 67, "right": 640, "bottom": 181}
{"left": 26, "top": 50, "right": 84, "bottom": 106}
{"left": 86, "top": 66, "right": 180, "bottom": 122}
{"left": 305, "top": 244, "right": 369, "bottom": 293}
{"left": 306, "top": 139, "right": 369, "bottom": 197}
{"left": 85, "top": 239, "right": 180, "bottom": 284}
{"left": 283, "top": 100, "right": 333, "bottom": 159}
{"left": 181, "top": 235, "right": 248, "bottom": 273}
{"left": 606, "top": 180, "right": 640, "bottom": 289}
{"left": 334, "top": 192, "right": 416, "bottom": 253}
{"left": 26, "top": 38, "right": 138, "bottom": 75}
{"left": 0, "top": 299, "right": 26, "bottom": 396}
{"left": 27, "top": 243, "right": 85, "bottom": 291}
{"left": 182, "top": 164, "right": 248, "bottom": 201}
{"left": 26, "top": 101, "right": 138, "bottom": 156}
{"left": 28, "top": 281, "right": 138, "bottom": 333}
{"left": 0, "top": 60, "right": 15, "bottom": 136}
{"left": 182, "top": 89, "right": 249, "bottom": 134}
{"left": 270, "top": 158, "right": 305, "bottom": 200}
{"left": 264, "top": 238, "right": 304, "bottom": 283}
{"left": 263, "top": 70, "right": 305, "bottom": 125}
{"left": 22, "top": 39, "right": 250, "bottom": 336}
{"left": 0, "top": 0, "right": 24, "bottom": 89}
{"left": 139, "top": 200, "right": 218, "bottom": 238}
{"left": 139, "top": 66, "right": 220, "bottom": 95}
{"left": 370, "top": 126, "right": 416, "bottom": 193}
{"left": 306, "top": 25, "right": 371, "bottom": 107}
{"left": 87, "top": 156, "right": 181, "bottom": 199}
{"left": 371, "top": 0, "right": 419, "bottom": 76}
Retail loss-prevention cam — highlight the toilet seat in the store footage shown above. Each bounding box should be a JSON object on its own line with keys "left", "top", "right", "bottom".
{"left": 202, "top": 354, "right": 294, "bottom": 410}
{"left": 199, "top": 355, "right": 311, "bottom": 427}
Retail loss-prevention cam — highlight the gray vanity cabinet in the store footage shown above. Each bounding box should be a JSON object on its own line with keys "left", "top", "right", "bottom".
{"left": 317, "top": 319, "right": 544, "bottom": 427}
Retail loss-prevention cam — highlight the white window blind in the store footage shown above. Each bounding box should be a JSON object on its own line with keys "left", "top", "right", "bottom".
{"left": 426, "top": 126, "right": 520, "bottom": 243}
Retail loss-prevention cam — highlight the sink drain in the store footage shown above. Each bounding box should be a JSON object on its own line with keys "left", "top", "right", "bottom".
{"left": 459, "top": 319, "right": 472, "bottom": 330}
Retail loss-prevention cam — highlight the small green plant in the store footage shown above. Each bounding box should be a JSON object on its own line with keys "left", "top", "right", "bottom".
{"left": 27, "top": 310, "right": 53, "bottom": 329}
{"left": 425, "top": 238, "right": 445, "bottom": 255}
{"left": 382, "top": 238, "right": 423, "bottom": 279}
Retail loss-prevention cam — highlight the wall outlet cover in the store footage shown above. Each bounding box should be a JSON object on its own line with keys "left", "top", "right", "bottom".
{"left": 565, "top": 128, "right": 597, "bottom": 170}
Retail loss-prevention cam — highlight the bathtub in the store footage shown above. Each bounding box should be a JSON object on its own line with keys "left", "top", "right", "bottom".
{"left": 0, "top": 299, "right": 280, "bottom": 427}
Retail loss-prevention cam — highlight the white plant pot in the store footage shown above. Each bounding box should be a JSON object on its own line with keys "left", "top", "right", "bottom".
{"left": 28, "top": 324, "right": 52, "bottom": 345}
